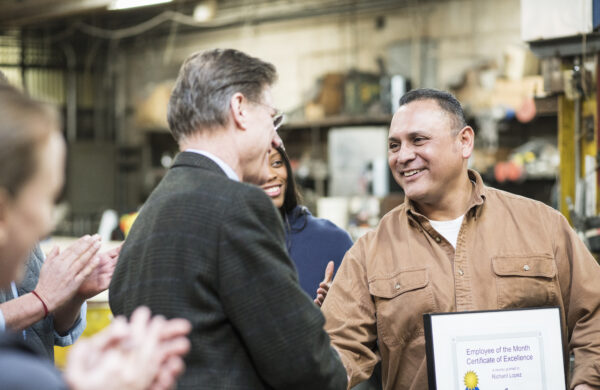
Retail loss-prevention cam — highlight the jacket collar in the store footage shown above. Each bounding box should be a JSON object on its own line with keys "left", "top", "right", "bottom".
{"left": 170, "top": 151, "right": 228, "bottom": 177}
{"left": 406, "top": 169, "right": 486, "bottom": 223}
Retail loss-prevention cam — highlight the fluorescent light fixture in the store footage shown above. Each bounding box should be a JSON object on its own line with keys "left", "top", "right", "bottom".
{"left": 109, "top": 0, "right": 173, "bottom": 10}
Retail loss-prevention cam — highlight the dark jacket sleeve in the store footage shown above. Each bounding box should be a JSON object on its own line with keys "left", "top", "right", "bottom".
{"left": 0, "top": 333, "right": 67, "bottom": 390}
{"left": 217, "top": 186, "right": 347, "bottom": 390}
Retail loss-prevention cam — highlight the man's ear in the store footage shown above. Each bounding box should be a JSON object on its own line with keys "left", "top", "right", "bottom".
{"left": 230, "top": 92, "right": 248, "bottom": 131}
{"left": 458, "top": 126, "right": 475, "bottom": 159}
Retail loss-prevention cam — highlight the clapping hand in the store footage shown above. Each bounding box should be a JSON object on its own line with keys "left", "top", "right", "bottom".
{"left": 77, "top": 244, "right": 121, "bottom": 300}
{"left": 65, "top": 306, "right": 191, "bottom": 390}
{"left": 35, "top": 235, "right": 101, "bottom": 312}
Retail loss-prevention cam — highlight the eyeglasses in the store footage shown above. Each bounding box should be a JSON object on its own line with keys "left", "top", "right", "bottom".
{"left": 273, "top": 112, "right": 284, "bottom": 131}
{"left": 253, "top": 101, "right": 285, "bottom": 131}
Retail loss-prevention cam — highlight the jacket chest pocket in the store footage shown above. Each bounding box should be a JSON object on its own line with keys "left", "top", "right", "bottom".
{"left": 492, "top": 255, "right": 558, "bottom": 309}
{"left": 368, "top": 268, "right": 437, "bottom": 347}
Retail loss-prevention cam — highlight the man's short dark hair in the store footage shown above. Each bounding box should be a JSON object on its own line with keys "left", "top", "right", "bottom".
{"left": 167, "top": 48, "right": 277, "bottom": 142}
{"left": 399, "top": 88, "right": 467, "bottom": 133}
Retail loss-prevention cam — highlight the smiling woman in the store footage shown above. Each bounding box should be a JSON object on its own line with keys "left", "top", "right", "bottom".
{"left": 261, "top": 145, "right": 354, "bottom": 299}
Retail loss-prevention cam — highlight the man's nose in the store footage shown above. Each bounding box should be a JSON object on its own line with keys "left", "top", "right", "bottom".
{"left": 396, "top": 144, "right": 415, "bottom": 164}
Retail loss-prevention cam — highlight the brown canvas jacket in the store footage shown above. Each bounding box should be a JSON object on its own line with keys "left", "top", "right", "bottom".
{"left": 322, "top": 170, "right": 600, "bottom": 389}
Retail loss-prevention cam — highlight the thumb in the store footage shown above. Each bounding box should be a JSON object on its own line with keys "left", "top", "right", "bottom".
{"left": 323, "top": 261, "right": 334, "bottom": 284}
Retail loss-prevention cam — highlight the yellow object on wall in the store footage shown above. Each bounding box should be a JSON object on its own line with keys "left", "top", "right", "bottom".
{"left": 558, "top": 93, "right": 598, "bottom": 224}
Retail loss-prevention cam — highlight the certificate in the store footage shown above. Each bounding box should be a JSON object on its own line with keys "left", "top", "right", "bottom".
{"left": 423, "top": 307, "right": 566, "bottom": 390}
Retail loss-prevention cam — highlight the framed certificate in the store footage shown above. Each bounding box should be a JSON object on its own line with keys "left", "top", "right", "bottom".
{"left": 423, "top": 307, "right": 566, "bottom": 390}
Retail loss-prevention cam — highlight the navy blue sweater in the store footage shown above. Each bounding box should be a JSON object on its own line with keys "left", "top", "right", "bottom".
{"left": 284, "top": 206, "right": 353, "bottom": 298}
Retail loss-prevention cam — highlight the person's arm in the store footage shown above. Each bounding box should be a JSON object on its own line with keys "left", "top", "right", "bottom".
{"left": 0, "top": 292, "right": 48, "bottom": 331}
{"left": 53, "top": 302, "right": 86, "bottom": 345}
{"left": 321, "top": 242, "right": 379, "bottom": 389}
{"left": 218, "top": 189, "right": 347, "bottom": 390}
{"left": 553, "top": 212, "right": 600, "bottom": 389}
{"left": 0, "top": 236, "right": 100, "bottom": 333}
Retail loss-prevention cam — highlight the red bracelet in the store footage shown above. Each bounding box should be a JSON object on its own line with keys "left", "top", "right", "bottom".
{"left": 31, "top": 290, "right": 49, "bottom": 318}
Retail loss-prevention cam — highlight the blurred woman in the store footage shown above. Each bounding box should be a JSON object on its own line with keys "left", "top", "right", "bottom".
{"left": 261, "top": 146, "right": 353, "bottom": 299}
{"left": 0, "top": 83, "right": 190, "bottom": 390}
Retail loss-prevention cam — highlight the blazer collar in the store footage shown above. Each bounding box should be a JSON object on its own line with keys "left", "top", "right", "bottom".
{"left": 170, "top": 151, "right": 228, "bottom": 177}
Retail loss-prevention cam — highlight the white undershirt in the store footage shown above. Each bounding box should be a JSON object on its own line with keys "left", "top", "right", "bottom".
{"left": 428, "top": 215, "right": 465, "bottom": 249}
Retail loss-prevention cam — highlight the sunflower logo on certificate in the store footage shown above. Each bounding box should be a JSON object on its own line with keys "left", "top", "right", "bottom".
{"left": 464, "top": 370, "right": 480, "bottom": 390}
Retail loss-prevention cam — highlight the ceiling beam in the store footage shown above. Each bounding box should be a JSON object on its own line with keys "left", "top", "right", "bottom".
{"left": 0, "top": 0, "right": 112, "bottom": 26}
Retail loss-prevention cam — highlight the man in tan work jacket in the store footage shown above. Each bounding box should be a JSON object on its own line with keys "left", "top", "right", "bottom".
{"left": 321, "top": 88, "right": 600, "bottom": 390}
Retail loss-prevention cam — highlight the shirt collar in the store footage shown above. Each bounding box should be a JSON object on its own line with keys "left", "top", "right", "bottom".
{"left": 184, "top": 149, "right": 239, "bottom": 182}
{"left": 406, "top": 169, "right": 486, "bottom": 222}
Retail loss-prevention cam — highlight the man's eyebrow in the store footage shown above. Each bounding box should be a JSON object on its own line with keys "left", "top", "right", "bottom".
{"left": 388, "top": 131, "right": 428, "bottom": 142}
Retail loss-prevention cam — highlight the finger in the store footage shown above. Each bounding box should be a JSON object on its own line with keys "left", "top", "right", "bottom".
{"left": 110, "top": 243, "right": 123, "bottom": 258}
{"left": 323, "top": 261, "right": 334, "bottom": 284}
{"left": 74, "top": 254, "right": 101, "bottom": 283}
{"left": 159, "top": 335, "right": 191, "bottom": 359}
{"left": 45, "top": 245, "right": 60, "bottom": 260}
{"left": 159, "top": 318, "right": 192, "bottom": 342}
{"left": 130, "top": 306, "right": 152, "bottom": 328}
{"left": 150, "top": 356, "right": 185, "bottom": 390}
{"left": 317, "top": 283, "right": 330, "bottom": 293}
{"left": 101, "top": 245, "right": 121, "bottom": 264}
{"left": 315, "top": 294, "right": 325, "bottom": 306}
{"left": 73, "top": 237, "right": 102, "bottom": 268}
{"left": 63, "top": 235, "right": 101, "bottom": 269}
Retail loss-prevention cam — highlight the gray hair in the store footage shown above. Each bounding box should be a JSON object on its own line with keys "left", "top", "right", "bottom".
{"left": 167, "top": 48, "right": 277, "bottom": 142}
{"left": 399, "top": 88, "right": 467, "bottom": 133}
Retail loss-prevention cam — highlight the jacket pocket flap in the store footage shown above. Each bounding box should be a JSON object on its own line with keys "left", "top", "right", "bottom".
{"left": 492, "top": 255, "right": 556, "bottom": 278}
{"left": 368, "top": 268, "right": 429, "bottom": 298}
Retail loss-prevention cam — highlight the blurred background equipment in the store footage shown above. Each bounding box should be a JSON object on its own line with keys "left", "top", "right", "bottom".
{"left": 2, "top": 0, "right": 600, "bottom": 298}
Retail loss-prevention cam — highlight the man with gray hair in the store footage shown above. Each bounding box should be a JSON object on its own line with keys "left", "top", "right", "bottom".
{"left": 109, "top": 49, "right": 347, "bottom": 389}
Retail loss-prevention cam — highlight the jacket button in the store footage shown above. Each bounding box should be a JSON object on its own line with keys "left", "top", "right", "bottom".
{"left": 523, "top": 264, "right": 530, "bottom": 271}
{"left": 435, "top": 236, "right": 441, "bottom": 243}
{"left": 395, "top": 283, "right": 401, "bottom": 289}
{"left": 458, "top": 269, "right": 464, "bottom": 276}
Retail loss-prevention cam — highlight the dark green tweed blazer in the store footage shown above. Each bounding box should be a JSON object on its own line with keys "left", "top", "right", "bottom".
{"left": 109, "top": 152, "right": 347, "bottom": 389}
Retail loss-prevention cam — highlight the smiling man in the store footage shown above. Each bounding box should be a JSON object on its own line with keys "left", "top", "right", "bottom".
{"left": 109, "top": 49, "right": 347, "bottom": 390}
{"left": 321, "top": 88, "right": 600, "bottom": 390}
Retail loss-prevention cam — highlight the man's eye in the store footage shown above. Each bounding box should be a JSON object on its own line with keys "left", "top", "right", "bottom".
{"left": 388, "top": 143, "right": 399, "bottom": 151}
